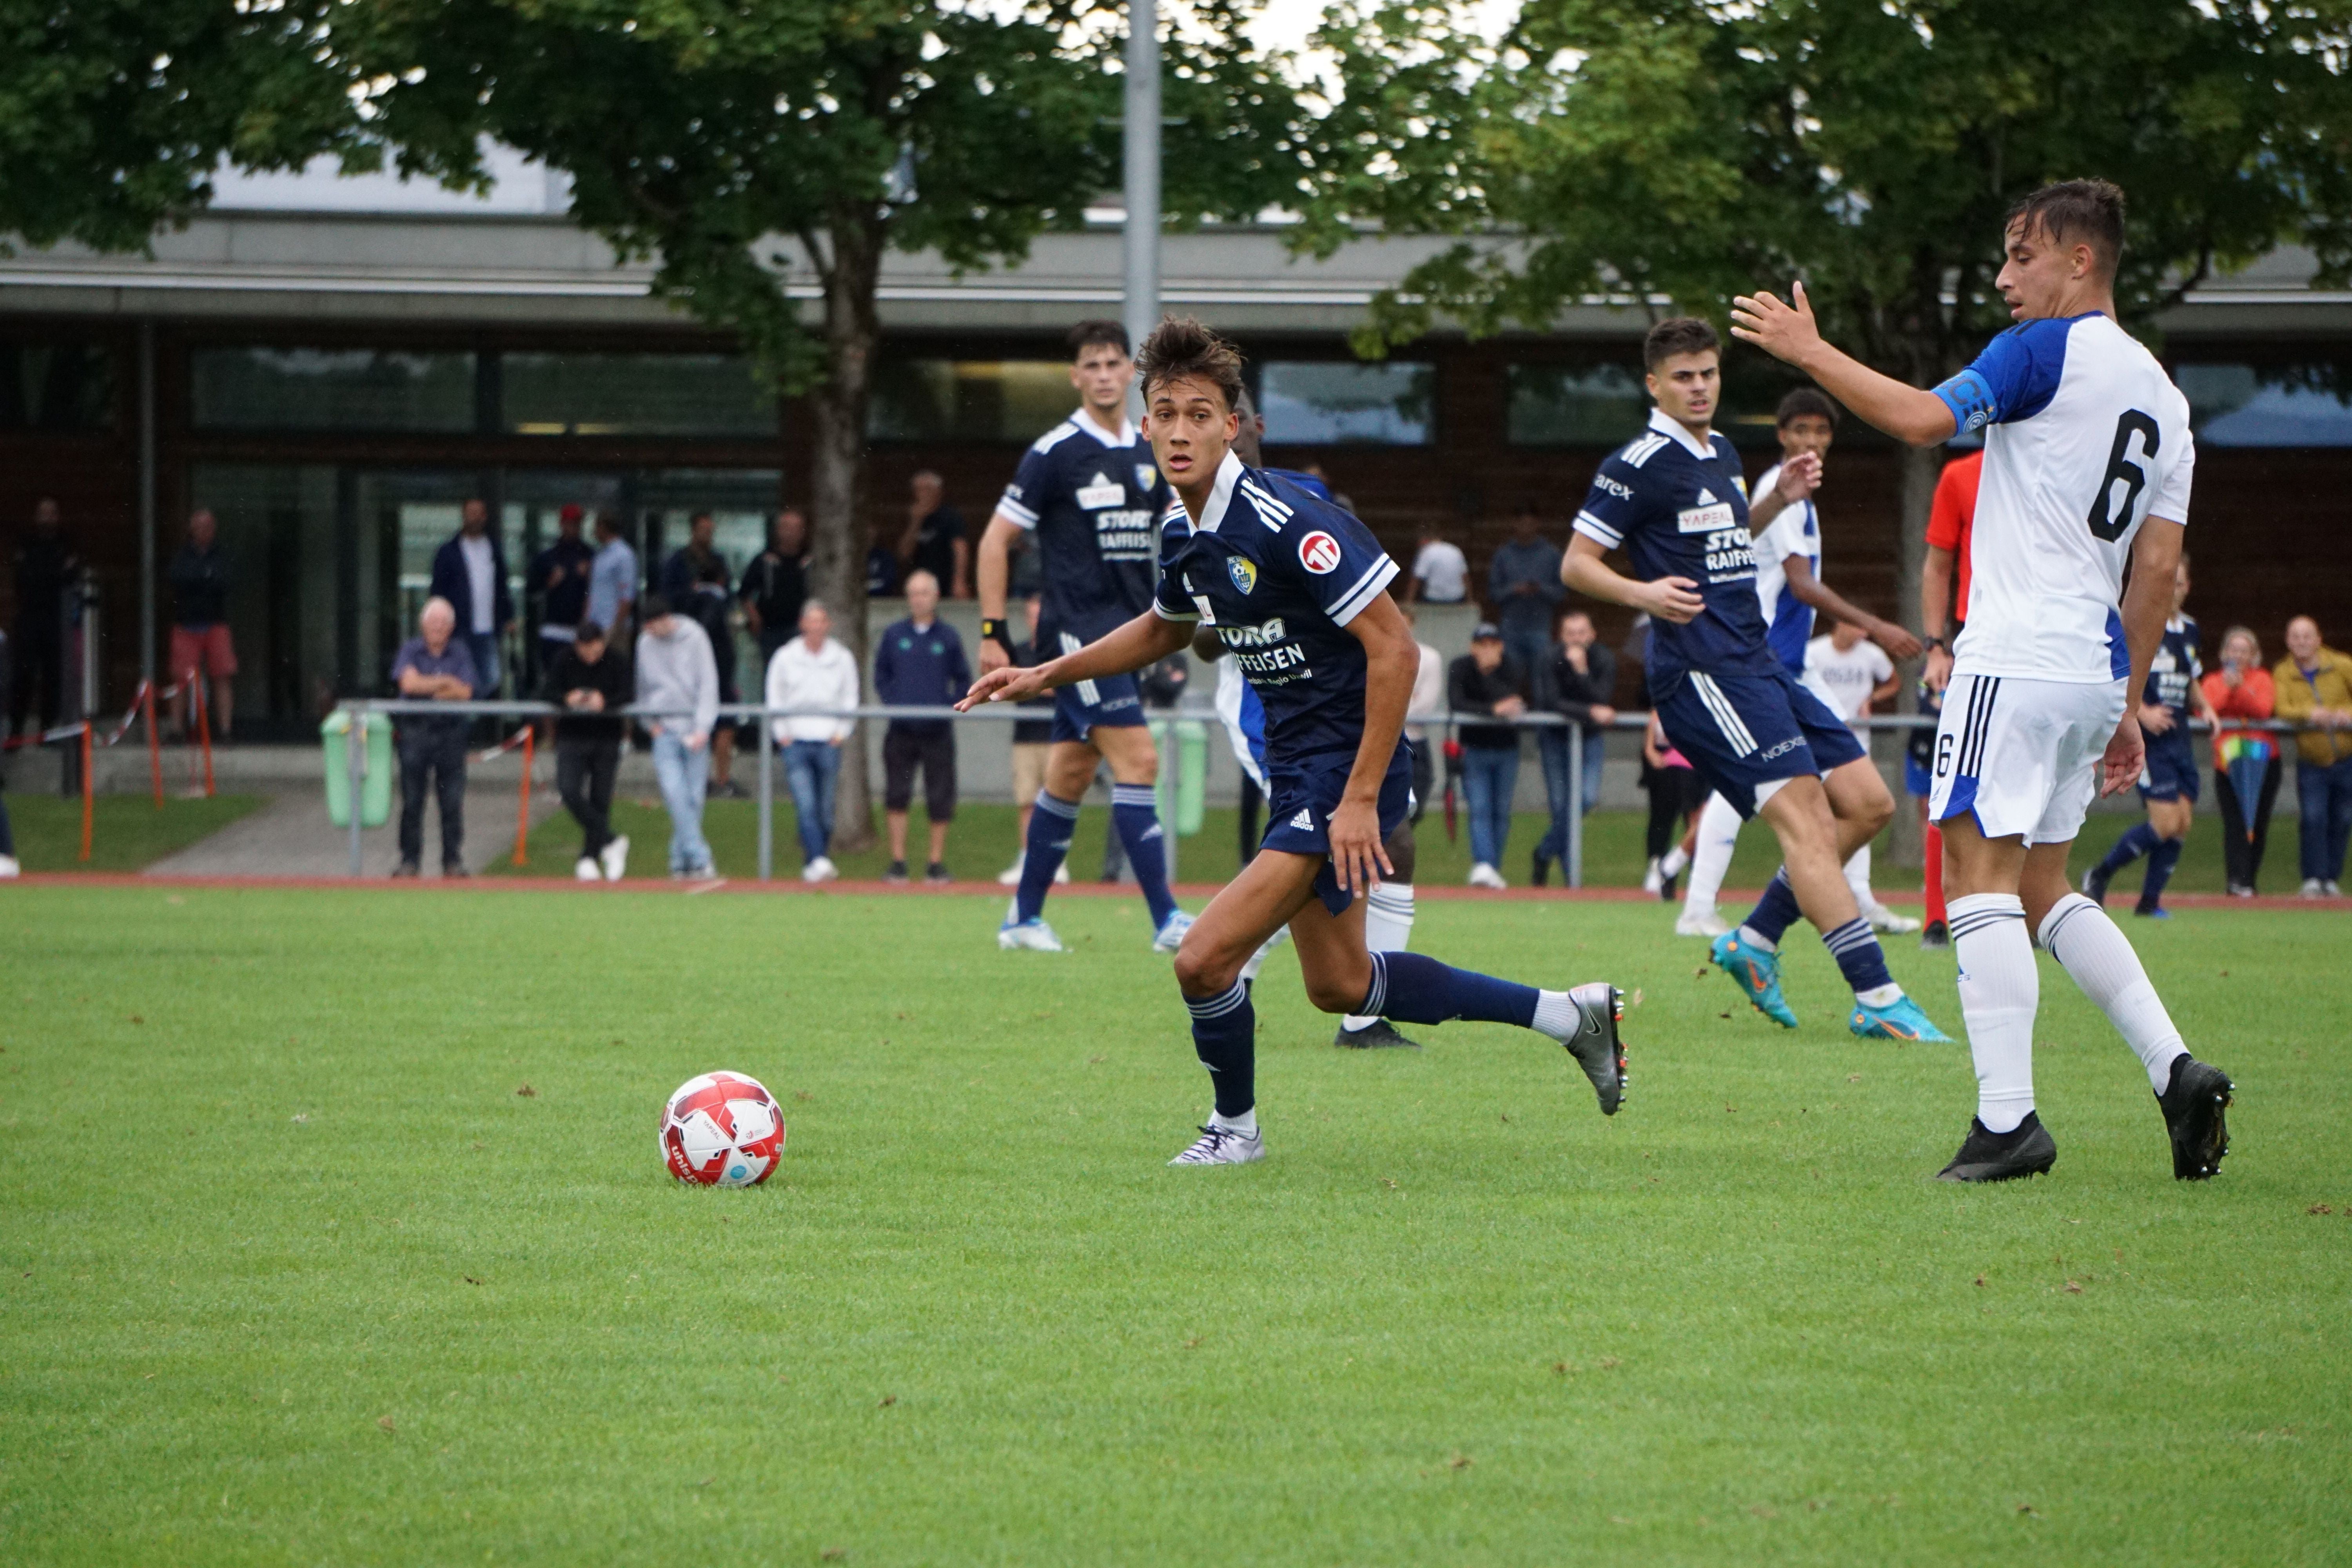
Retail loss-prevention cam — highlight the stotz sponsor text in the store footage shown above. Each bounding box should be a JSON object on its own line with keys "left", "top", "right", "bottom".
{"left": 1703, "top": 528, "right": 1755, "bottom": 584}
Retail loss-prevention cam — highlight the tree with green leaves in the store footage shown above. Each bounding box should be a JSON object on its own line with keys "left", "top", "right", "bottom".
{"left": 1300, "top": 0, "right": 2352, "bottom": 626}
{"left": 0, "top": 0, "right": 361, "bottom": 253}
{"left": 341, "top": 0, "right": 1301, "bottom": 846}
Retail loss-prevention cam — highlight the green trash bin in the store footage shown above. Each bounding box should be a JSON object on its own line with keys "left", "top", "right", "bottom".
{"left": 1148, "top": 718, "right": 1209, "bottom": 837}
{"left": 322, "top": 711, "right": 394, "bottom": 829}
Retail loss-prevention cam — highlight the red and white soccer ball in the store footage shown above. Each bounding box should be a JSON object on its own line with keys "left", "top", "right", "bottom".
{"left": 660, "top": 1071, "right": 786, "bottom": 1187}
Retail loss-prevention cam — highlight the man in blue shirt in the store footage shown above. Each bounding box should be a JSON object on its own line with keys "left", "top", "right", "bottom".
{"left": 388, "top": 596, "right": 479, "bottom": 878}
{"left": 962, "top": 317, "right": 1627, "bottom": 1167}
{"left": 586, "top": 511, "right": 638, "bottom": 646}
{"left": 973, "top": 321, "right": 1187, "bottom": 954}
{"left": 872, "top": 570, "right": 971, "bottom": 885}
{"left": 1563, "top": 317, "right": 1947, "bottom": 1043}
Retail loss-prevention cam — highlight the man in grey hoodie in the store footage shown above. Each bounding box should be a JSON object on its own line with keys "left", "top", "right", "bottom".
{"left": 635, "top": 593, "right": 720, "bottom": 879}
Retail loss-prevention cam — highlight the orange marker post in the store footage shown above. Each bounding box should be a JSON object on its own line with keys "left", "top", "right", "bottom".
{"left": 142, "top": 681, "right": 163, "bottom": 808}
{"left": 513, "top": 726, "right": 534, "bottom": 867}
{"left": 193, "top": 679, "right": 215, "bottom": 798}
{"left": 79, "top": 723, "right": 94, "bottom": 862}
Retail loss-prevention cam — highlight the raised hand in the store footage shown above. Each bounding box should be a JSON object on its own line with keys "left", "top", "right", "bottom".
{"left": 956, "top": 664, "right": 1046, "bottom": 711}
{"left": 1730, "top": 281, "right": 1824, "bottom": 367}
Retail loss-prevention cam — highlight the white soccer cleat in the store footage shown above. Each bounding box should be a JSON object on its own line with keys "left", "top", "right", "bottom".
{"left": 1168, "top": 1122, "right": 1264, "bottom": 1166}
{"left": 997, "top": 854, "right": 1025, "bottom": 886}
{"left": 1468, "top": 862, "right": 1508, "bottom": 890}
{"left": 1675, "top": 908, "right": 1731, "bottom": 938}
{"left": 0, "top": 854, "right": 18, "bottom": 880}
{"left": 1152, "top": 909, "right": 1195, "bottom": 953}
{"left": 599, "top": 834, "right": 630, "bottom": 882}
{"left": 998, "top": 909, "right": 1065, "bottom": 951}
{"left": 1641, "top": 856, "right": 1663, "bottom": 895}
{"left": 1866, "top": 903, "right": 1922, "bottom": 935}
{"left": 801, "top": 855, "right": 838, "bottom": 883}
{"left": 574, "top": 856, "right": 602, "bottom": 882}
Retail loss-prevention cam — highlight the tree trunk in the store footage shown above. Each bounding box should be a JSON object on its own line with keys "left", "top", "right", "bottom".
{"left": 1885, "top": 438, "right": 1946, "bottom": 871}
{"left": 807, "top": 213, "right": 887, "bottom": 854}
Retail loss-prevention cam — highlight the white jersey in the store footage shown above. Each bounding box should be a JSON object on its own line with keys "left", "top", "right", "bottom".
{"left": 1801, "top": 634, "right": 1893, "bottom": 723}
{"left": 1932, "top": 312, "right": 2194, "bottom": 685}
{"left": 1748, "top": 461, "right": 1820, "bottom": 676}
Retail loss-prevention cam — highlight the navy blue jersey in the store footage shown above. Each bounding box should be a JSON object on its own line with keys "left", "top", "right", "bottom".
{"left": 1152, "top": 453, "right": 1400, "bottom": 764}
{"left": 2145, "top": 613, "right": 2202, "bottom": 717}
{"left": 997, "top": 413, "right": 1169, "bottom": 646}
{"left": 1572, "top": 408, "right": 1775, "bottom": 681}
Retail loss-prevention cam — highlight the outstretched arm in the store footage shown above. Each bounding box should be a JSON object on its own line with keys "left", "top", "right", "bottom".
{"left": 1782, "top": 555, "right": 1922, "bottom": 659}
{"left": 2101, "top": 518, "right": 2187, "bottom": 795}
{"left": 958, "top": 609, "right": 1191, "bottom": 711}
{"left": 1731, "top": 282, "right": 1958, "bottom": 448}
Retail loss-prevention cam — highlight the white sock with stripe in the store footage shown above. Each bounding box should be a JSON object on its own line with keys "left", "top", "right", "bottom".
{"left": 2038, "top": 893, "right": 2187, "bottom": 1093}
{"left": 1949, "top": 893, "right": 2037, "bottom": 1134}
{"left": 1681, "top": 791, "right": 1741, "bottom": 918}
{"left": 1344, "top": 882, "right": 1416, "bottom": 1030}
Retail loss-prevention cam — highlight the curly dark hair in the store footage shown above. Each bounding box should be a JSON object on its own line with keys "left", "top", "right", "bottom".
{"left": 1135, "top": 315, "right": 1246, "bottom": 410}
{"left": 1776, "top": 387, "right": 1842, "bottom": 429}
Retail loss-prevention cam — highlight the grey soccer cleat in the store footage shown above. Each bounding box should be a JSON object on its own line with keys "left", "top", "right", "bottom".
{"left": 1334, "top": 1018, "right": 1423, "bottom": 1049}
{"left": 1167, "top": 1123, "right": 1265, "bottom": 1166}
{"left": 1562, "top": 982, "right": 1627, "bottom": 1116}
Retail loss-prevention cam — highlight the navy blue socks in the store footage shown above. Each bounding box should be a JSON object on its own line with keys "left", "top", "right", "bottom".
{"left": 1185, "top": 980, "right": 1256, "bottom": 1117}
{"left": 1360, "top": 951, "right": 1540, "bottom": 1029}
{"left": 2099, "top": 822, "right": 2160, "bottom": 875}
{"left": 1822, "top": 916, "right": 1896, "bottom": 996}
{"left": 1111, "top": 783, "right": 1178, "bottom": 929}
{"left": 1742, "top": 869, "right": 1803, "bottom": 947}
{"left": 2140, "top": 836, "right": 2183, "bottom": 909}
{"left": 1015, "top": 792, "right": 1079, "bottom": 922}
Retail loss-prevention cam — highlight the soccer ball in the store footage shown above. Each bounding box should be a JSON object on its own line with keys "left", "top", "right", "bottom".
{"left": 660, "top": 1071, "right": 786, "bottom": 1187}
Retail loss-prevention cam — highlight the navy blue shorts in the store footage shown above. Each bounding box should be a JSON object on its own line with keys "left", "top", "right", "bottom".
{"left": 2138, "top": 733, "right": 2201, "bottom": 804}
{"left": 1654, "top": 664, "right": 1868, "bottom": 819}
{"left": 1259, "top": 743, "right": 1414, "bottom": 916}
{"left": 1049, "top": 671, "right": 1145, "bottom": 744}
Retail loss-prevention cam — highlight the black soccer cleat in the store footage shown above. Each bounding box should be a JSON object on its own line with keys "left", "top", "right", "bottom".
{"left": 1659, "top": 871, "right": 1679, "bottom": 903}
{"left": 1562, "top": 983, "right": 1627, "bottom": 1116}
{"left": 2157, "top": 1054, "right": 2234, "bottom": 1180}
{"left": 1936, "top": 1111, "right": 2057, "bottom": 1183}
{"left": 1919, "top": 918, "right": 1950, "bottom": 950}
{"left": 1334, "top": 1018, "right": 1422, "bottom": 1050}
{"left": 2081, "top": 862, "right": 2113, "bottom": 907}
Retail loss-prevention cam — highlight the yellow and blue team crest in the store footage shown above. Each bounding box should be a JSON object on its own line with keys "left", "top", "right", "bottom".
{"left": 1135, "top": 463, "right": 1158, "bottom": 491}
{"left": 1227, "top": 556, "right": 1258, "bottom": 595}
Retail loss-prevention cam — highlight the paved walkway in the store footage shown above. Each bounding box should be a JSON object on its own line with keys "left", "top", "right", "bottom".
{"left": 143, "top": 788, "right": 562, "bottom": 880}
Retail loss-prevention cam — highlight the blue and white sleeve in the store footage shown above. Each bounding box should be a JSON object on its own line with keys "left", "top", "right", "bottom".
{"left": 996, "top": 445, "right": 1052, "bottom": 529}
{"left": 1932, "top": 318, "right": 2071, "bottom": 434}
{"left": 1152, "top": 515, "right": 1199, "bottom": 621}
{"left": 1294, "top": 509, "right": 1399, "bottom": 627}
{"left": 1572, "top": 457, "right": 1646, "bottom": 550}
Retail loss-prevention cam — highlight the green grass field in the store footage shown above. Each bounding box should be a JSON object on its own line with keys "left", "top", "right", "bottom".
{"left": 4, "top": 885, "right": 2347, "bottom": 1563}
{"left": 1, "top": 793, "right": 264, "bottom": 873}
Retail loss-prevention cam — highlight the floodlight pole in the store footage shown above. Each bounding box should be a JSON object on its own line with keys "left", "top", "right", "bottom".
{"left": 1123, "top": 0, "right": 1161, "bottom": 367}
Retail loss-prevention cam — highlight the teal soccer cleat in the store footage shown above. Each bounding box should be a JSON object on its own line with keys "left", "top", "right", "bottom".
{"left": 1711, "top": 930, "right": 1798, "bottom": 1028}
{"left": 1849, "top": 992, "right": 1953, "bottom": 1042}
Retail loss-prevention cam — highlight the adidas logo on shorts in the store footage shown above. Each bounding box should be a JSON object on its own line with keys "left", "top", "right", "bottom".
{"left": 1290, "top": 808, "right": 1314, "bottom": 830}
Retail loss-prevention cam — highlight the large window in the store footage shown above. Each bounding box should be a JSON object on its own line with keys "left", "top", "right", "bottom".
{"left": 0, "top": 342, "right": 114, "bottom": 431}
{"left": 503, "top": 352, "right": 775, "bottom": 438}
{"left": 868, "top": 358, "right": 1076, "bottom": 443}
{"left": 1507, "top": 362, "right": 1645, "bottom": 446}
{"left": 2176, "top": 361, "right": 2352, "bottom": 447}
{"left": 192, "top": 347, "right": 477, "bottom": 432}
{"left": 1258, "top": 360, "right": 1433, "bottom": 445}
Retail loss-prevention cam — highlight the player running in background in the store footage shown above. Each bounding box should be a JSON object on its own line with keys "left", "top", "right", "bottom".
{"left": 1733, "top": 178, "right": 2234, "bottom": 1182}
{"left": 1801, "top": 620, "right": 1909, "bottom": 927}
{"left": 1564, "top": 318, "right": 1948, "bottom": 1043}
{"left": 2082, "top": 554, "right": 2215, "bottom": 918}
{"left": 975, "top": 321, "right": 1188, "bottom": 954}
{"left": 1677, "top": 389, "right": 1924, "bottom": 938}
{"left": 1917, "top": 446, "right": 1984, "bottom": 947}
{"left": 962, "top": 317, "right": 1626, "bottom": 1166}
{"left": 1201, "top": 391, "right": 1425, "bottom": 1049}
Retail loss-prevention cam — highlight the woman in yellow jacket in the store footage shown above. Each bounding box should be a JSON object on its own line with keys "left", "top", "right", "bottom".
{"left": 2274, "top": 615, "right": 2352, "bottom": 897}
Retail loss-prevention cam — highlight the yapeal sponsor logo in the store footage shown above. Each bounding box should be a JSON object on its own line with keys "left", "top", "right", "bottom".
{"left": 1677, "top": 501, "right": 1737, "bottom": 534}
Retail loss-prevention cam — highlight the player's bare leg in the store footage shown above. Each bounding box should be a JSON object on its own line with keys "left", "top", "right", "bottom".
{"left": 1711, "top": 765, "right": 1947, "bottom": 1039}
{"left": 1940, "top": 815, "right": 2231, "bottom": 1182}
{"left": 1002, "top": 727, "right": 1181, "bottom": 951}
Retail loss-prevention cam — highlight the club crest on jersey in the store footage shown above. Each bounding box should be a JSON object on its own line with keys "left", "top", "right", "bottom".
{"left": 1227, "top": 557, "right": 1258, "bottom": 594}
{"left": 1298, "top": 531, "right": 1343, "bottom": 575}
{"left": 1135, "top": 463, "right": 1158, "bottom": 492}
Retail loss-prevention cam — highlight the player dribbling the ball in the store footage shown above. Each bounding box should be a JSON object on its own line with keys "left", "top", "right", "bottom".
{"left": 960, "top": 317, "right": 1628, "bottom": 1166}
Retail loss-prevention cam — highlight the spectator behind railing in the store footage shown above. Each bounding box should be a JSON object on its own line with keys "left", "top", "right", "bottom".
{"left": 1487, "top": 501, "right": 1564, "bottom": 682}
{"left": 1533, "top": 608, "right": 1616, "bottom": 886}
{"left": 873, "top": 570, "right": 969, "bottom": 885}
{"left": 388, "top": 597, "right": 478, "bottom": 878}
{"left": 2203, "top": 625, "right": 2278, "bottom": 897}
{"left": 767, "top": 600, "right": 859, "bottom": 884}
{"left": 587, "top": 510, "right": 638, "bottom": 648}
{"left": 1450, "top": 620, "right": 1530, "bottom": 889}
{"left": 2276, "top": 615, "right": 2352, "bottom": 897}
{"left": 168, "top": 507, "right": 236, "bottom": 743}
{"left": 1406, "top": 527, "right": 1468, "bottom": 604}
{"left": 635, "top": 592, "right": 719, "bottom": 882}
{"left": 543, "top": 618, "right": 631, "bottom": 884}
{"left": 900, "top": 471, "right": 971, "bottom": 599}
{"left": 741, "top": 508, "right": 809, "bottom": 674}
{"left": 428, "top": 499, "right": 512, "bottom": 698}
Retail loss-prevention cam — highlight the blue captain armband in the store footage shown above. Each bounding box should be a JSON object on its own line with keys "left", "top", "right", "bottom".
{"left": 1931, "top": 368, "right": 1998, "bottom": 434}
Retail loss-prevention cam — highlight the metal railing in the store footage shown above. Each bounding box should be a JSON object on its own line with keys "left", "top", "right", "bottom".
{"left": 329, "top": 699, "right": 2320, "bottom": 887}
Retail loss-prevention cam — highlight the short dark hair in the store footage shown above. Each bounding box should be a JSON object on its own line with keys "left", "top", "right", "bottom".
{"left": 1644, "top": 317, "right": 1720, "bottom": 370}
{"left": 1777, "top": 387, "right": 1841, "bottom": 429}
{"left": 2005, "top": 179, "right": 2125, "bottom": 280}
{"left": 593, "top": 510, "right": 622, "bottom": 538}
{"left": 639, "top": 592, "right": 672, "bottom": 622}
{"left": 1136, "top": 316, "right": 1246, "bottom": 411}
{"left": 575, "top": 619, "right": 606, "bottom": 644}
{"left": 1067, "top": 319, "right": 1130, "bottom": 360}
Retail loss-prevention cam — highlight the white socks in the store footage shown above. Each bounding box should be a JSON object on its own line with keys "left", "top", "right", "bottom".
{"left": 1210, "top": 1107, "right": 1258, "bottom": 1136}
{"left": 1681, "top": 792, "right": 1741, "bottom": 917}
{"left": 1844, "top": 842, "right": 1875, "bottom": 913}
{"left": 1659, "top": 844, "right": 1690, "bottom": 879}
{"left": 1343, "top": 882, "right": 1415, "bottom": 1031}
{"left": 2038, "top": 893, "right": 2187, "bottom": 1093}
{"left": 1530, "top": 989, "right": 1586, "bottom": 1042}
{"left": 1949, "top": 893, "right": 2037, "bottom": 1133}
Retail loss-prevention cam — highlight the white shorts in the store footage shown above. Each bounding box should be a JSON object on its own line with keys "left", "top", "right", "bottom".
{"left": 1928, "top": 674, "right": 2127, "bottom": 845}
